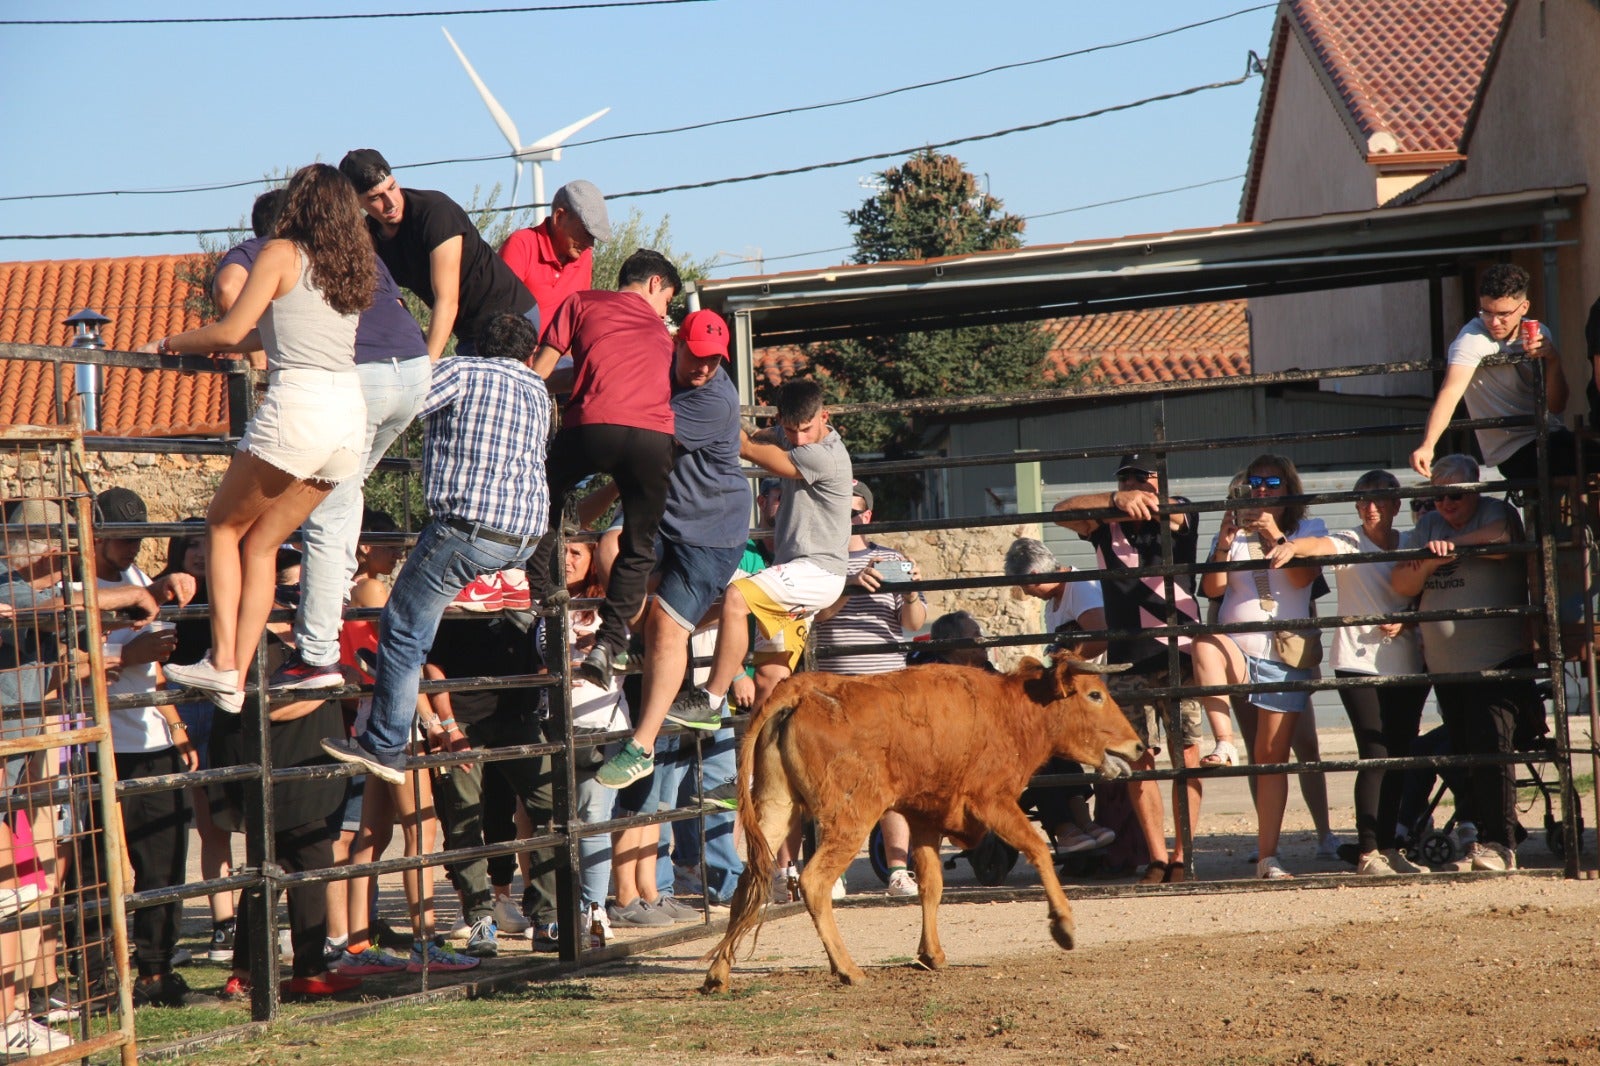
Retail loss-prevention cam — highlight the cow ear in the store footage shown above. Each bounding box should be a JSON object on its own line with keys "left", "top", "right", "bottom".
{"left": 1020, "top": 656, "right": 1070, "bottom": 703}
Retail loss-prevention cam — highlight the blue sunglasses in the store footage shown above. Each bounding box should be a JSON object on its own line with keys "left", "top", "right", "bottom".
{"left": 1247, "top": 475, "right": 1283, "bottom": 490}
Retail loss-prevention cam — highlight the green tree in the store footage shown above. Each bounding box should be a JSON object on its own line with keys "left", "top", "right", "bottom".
{"left": 793, "top": 150, "right": 1062, "bottom": 515}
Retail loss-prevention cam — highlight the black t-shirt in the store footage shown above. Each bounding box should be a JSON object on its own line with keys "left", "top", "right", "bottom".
{"left": 210, "top": 697, "right": 345, "bottom": 831}
{"left": 367, "top": 187, "right": 535, "bottom": 348}
{"left": 426, "top": 617, "right": 540, "bottom": 726}
{"left": 1086, "top": 508, "right": 1199, "bottom": 673}
{"left": 1584, "top": 296, "right": 1600, "bottom": 419}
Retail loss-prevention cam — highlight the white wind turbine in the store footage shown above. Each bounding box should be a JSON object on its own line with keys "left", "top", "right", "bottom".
{"left": 441, "top": 27, "right": 609, "bottom": 222}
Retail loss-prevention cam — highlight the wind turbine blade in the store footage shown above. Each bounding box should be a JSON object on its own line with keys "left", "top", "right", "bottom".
{"left": 512, "top": 161, "right": 524, "bottom": 208}
{"left": 441, "top": 27, "right": 523, "bottom": 150}
{"left": 530, "top": 107, "right": 611, "bottom": 150}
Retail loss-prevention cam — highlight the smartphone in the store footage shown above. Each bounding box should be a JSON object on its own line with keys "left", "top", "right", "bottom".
{"left": 874, "top": 560, "right": 914, "bottom": 584}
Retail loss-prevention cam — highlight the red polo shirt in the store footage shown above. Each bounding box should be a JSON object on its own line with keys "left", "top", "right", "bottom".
{"left": 498, "top": 219, "right": 593, "bottom": 331}
{"left": 542, "top": 289, "right": 674, "bottom": 434}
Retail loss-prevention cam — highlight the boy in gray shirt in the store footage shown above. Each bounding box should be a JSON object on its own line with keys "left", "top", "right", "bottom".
{"left": 663, "top": 380, "right": 853, "bottom": 734}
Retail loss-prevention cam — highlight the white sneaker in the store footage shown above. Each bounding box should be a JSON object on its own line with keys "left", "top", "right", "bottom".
{"left": 491, "top": 896, "right": 530, "bottom": 935}
{"left": 164, "top": 653, "right": 240, "bottom": 697}
{"left": 1467, "top": 841, "right": 1515, "bottom": 872}
{"left": 4, "top": 1009, "right": 73, "bottom": 1057}
{"left": 769, "top": 870, "right": 792, "bottom": 904}
{"left": 1316, "top": 833, "right": 1342, "bottom": 860}
{"left": 1383, "top": 848, "right": 1430, "bottom": 875}
{"left": 831, "top": 874, "right": 847, "bottom": 900}
{"left": 1354, "top": 850, "right": 1396, "bottom": 876}
{"left": 1256, "top": 856, "right": 1294, "bottom": 880}
{"left": 885, "top": 869, "right": 918, "bottom": 898}
{"left": 446, "top": 917, "right": 471, "bottom": 942}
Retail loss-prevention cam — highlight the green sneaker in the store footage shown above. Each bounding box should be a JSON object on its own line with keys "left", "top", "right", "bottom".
{"left": 698, "top": 780, "right": 739, "bottom": 811}
{"left": 596, "top": 740, "right": 655, "bottom": 788}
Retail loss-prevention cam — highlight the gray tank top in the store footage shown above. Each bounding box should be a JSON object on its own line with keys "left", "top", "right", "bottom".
{"left": 258, "top": 244, "right": 359, "bottom": 374}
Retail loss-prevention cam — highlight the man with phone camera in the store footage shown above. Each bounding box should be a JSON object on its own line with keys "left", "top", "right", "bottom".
{"left": 812, "top": 480, "right": 927, "bottom": 899}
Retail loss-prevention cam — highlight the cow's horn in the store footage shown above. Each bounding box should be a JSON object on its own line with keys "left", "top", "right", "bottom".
{"left": 1068, "top": 660, "right": 1133, "bottom": 675}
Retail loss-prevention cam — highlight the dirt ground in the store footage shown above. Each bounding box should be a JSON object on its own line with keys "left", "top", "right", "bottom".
{"left": 548, "top": 877, "right": 1600, "bottom": 1066}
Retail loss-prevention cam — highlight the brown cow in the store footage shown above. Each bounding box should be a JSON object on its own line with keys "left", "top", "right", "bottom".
{"left": 701, "top": 650, "right": 1144, "bottom": 993}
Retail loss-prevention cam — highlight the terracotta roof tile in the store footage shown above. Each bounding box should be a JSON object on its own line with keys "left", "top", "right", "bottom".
{"left": 753, "top": 300, "right": 1251, "bottom": 390}
{"left": 1289, "top": 0, "right": 1503, "bottom": 154}
{"left": 0, "top": 254, "right": 224, "bottom": 436}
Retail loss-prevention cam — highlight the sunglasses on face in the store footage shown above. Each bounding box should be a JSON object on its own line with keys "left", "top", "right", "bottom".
{"left": 1246, "top": 475, "right": 1283, "bottom": 490}
{"left": 1410, "top": 499, "right": 1436, "bottom": 514}
{"left": 275, "top": 583, "right": 301, "bottom": 607}
{"left": 1438, "top": 491, "right": 1470, "bottom": 504}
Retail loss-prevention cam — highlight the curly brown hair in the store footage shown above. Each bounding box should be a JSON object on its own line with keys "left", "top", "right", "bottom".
{"left": 273, "top": 163, "right": 376, "bottom": 315}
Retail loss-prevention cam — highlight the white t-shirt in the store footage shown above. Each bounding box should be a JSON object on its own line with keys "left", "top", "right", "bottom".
{"left": 1044, "top": 567, "right": 1105, "bottom": 641}
{"left": 1324, "top": 527, "right": 1424, "bottom": 675}
{"left": 100, "top": 567, "right": 175, "bottom": 753}
{"left": 1214, "top": 518, "right": 1329, "bottom": 662}
{"left": 568, "top": 608, "right": 629, "bottom": 732}
{"left": 1446, "top": 317, "right": 1561, "bottom": 466}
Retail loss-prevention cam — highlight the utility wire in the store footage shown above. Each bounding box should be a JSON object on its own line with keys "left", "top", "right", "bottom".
{"left": 1, "top": 0, "right": 715, "bottom": 27}
{"left": 0, "top": 73, "right": 1255, "bottom": 242}
{"left": 0, "top": 4, "right": 1273, "bottom": 206}
{"left": 702, "top": 174, "right": 1249, "bottom": 274}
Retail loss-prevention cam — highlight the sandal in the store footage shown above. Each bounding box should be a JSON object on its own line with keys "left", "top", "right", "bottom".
{"left": 1256, "top": 856, "right": 1294, "bottom": 881}
{"left": 1139, "top": 860, "right": 1168, "bottom": 885}
{"left": 1163, "top": 861, "right": 1187, "bottom": 884}
{"left": 1199, "top": 739, "right": 1237, "bottom": 769}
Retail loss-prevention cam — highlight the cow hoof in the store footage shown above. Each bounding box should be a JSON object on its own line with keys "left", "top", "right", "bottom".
{"left": 1050, "top": 919, "right": 1076, "bottom": 951}
{"left": 836, "top": 968, "right": 868, "bottom": 986}
{"left": 701, "top": 974, "right": 730, "bottom": 995}
{"left": 914, "top": 952, "right": 946, "bottom": 972}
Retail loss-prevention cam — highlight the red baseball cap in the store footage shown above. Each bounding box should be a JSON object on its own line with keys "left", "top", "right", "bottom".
{"left": 679, "top": 309, "right": 731, "bottom": 360}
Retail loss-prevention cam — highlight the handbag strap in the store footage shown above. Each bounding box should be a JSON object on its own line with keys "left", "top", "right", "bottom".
{"left": 1244, "top": 538, "right": 1274, "bottom": 608}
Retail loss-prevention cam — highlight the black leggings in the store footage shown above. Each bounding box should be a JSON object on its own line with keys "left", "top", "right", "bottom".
{"left": 1334, "top": 672, "right": 1428, "bottom": 853}
{"left": 528, "top": 423, "right": 676, "bottom": 656}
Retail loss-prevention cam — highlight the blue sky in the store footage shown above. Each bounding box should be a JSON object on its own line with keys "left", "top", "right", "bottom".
{"left": 0, "top": 1, "right": 1277, "bottom": 278}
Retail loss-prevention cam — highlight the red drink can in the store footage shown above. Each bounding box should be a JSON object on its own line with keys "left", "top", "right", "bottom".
{"left": 1521, "top": 318, "right": 1541, "bottom": 349}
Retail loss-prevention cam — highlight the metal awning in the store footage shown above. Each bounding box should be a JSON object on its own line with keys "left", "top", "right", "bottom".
{"left": 688, "top": 185, "right": 1585, "bottom": 351}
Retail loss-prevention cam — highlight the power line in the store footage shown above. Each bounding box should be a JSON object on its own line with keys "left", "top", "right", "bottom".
{"left": 701, "top": 174, "right": 1249, "bottom": 274}
{"left": 0, "top": 4, "right": 1273, "bottom": 206}
{"left": 0, "top": 73, "right": 1256, "bottom": 242}
{"left": 0, "top": 0, "right": 715, "bottom": 27}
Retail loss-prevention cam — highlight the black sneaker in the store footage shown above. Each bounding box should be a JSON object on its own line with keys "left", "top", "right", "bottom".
{"left": 133, "top": 972, "right": 212, "bottom": 1009}
{"left": 666, "top": 688, "right": 726, "bottom": 731}
{"left": 575, "top": 643, "right": 612, "bottom": 688}
{"left": 208, "top": 918, "right": 236, "bottom": 963}
{"left": 28, "top": 982, "right": 79, "bottom": 1024}
{"left": 268, "top": 650, "right": 344, "bottom": 691}
{"left": 320, "top": 736, "right": 407, "bottom": 786}
{"left": 698, "top": 780, "right": 739, "bottom": 812}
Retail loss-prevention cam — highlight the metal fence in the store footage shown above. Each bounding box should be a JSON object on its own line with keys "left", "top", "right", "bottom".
{"left": 1, "top": 331, "right": 1595, "bottom": 1057}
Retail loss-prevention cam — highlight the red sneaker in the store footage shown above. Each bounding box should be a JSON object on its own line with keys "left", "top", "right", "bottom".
{"left": 284, "top": 973, "right": 363, "bottom": 997}
{"left": 452, "top": 574, "right": 503, "bottom": 612}
{"left": 498, "top": 569, "right": 531, "bottom": 611}
{"left": 219, "top": 975, "right": 251, "bottom": 1001}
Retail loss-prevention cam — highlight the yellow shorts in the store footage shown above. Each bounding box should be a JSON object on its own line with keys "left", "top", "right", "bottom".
{"left": 735, "top": 560, "right": 846, "bottom": 673}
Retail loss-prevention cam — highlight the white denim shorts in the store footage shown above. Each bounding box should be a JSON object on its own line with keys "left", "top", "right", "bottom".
{"left": 238, "top": 368, "right": 366, "bottom": 483}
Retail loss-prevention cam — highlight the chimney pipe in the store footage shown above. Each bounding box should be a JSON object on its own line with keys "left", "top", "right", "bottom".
{"left": 64, "top": 308, "right": 111, "bottom": 432}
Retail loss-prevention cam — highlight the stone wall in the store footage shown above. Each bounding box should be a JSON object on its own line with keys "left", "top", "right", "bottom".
{"left": 870, "top": 521, "right": 1046, "bottom": 672}
{"left": 1, "top": 447, "right": 229, "bottom": 574}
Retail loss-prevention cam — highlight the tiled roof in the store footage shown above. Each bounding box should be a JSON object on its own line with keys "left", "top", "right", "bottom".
{"left": 1290, "top": 0, "right": 1503, "bottom": 154}
{"left": 753, "top": 300, "right": 1251, "bottom": 389}
{"left": 1240, "top": 0, "right": 1506, "bottom": 219}
{"left": 0, "top": 254, "right": 225, "bottom": 436}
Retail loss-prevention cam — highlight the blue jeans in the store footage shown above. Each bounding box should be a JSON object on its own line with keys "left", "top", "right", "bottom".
{"left": 296, "top": 355, "right": 431, "bottom": 667}
{"left": 360, "top": 519, "right": 534, "bottom": 755}
{"left": 667, "top": 727, "right": 743, "bottom": 903}
{"left": 574, "top": 750, "right": 615, "bottom": 910}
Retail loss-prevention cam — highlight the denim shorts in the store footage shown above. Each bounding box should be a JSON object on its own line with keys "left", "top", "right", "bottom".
{"left": 654, "top": 541, "right": 746, "bottom": 631}
{"left": 175, "top": 702, "right": 215, "bottom": 770}
{"left": 1244, "top": 654, "right": 1315, "bottom": 713}
{"left": 239, "top": 368, "right": 366, "bottom": 482}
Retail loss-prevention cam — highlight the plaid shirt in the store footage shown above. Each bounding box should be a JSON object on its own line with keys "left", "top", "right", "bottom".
{"left": 421, "top": 356, "right": 551, "bottom": 539}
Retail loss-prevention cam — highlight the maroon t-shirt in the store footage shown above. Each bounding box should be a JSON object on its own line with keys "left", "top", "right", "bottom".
{"left": 543, "top": 289, "right": 674, "bottom": 433}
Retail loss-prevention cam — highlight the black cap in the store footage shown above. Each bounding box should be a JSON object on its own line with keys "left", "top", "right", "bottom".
{"left": 94, "top": 487, "right": 147, "bottom": 526}
{"left": 1115, "top": 453, "right": 1157, "bottom": 478}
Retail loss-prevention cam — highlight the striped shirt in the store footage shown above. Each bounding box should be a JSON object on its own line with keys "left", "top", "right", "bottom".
{"left": 813, "top": 543, "right": 922, "bottom": 676}
{"left": 421, "top": 356, "right": 551, "bottom": 539}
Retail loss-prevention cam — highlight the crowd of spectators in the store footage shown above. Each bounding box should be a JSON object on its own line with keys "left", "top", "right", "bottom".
{"left": 0, "top": 152, "right": 1579, "bottom": 1055}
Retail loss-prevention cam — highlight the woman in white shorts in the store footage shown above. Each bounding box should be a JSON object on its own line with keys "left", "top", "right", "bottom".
{"left": 1192, "top": 453, "right": 1327, "bottom": 880}
{"left": 145, "top": 163, "right": 373, "bottom": 713}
